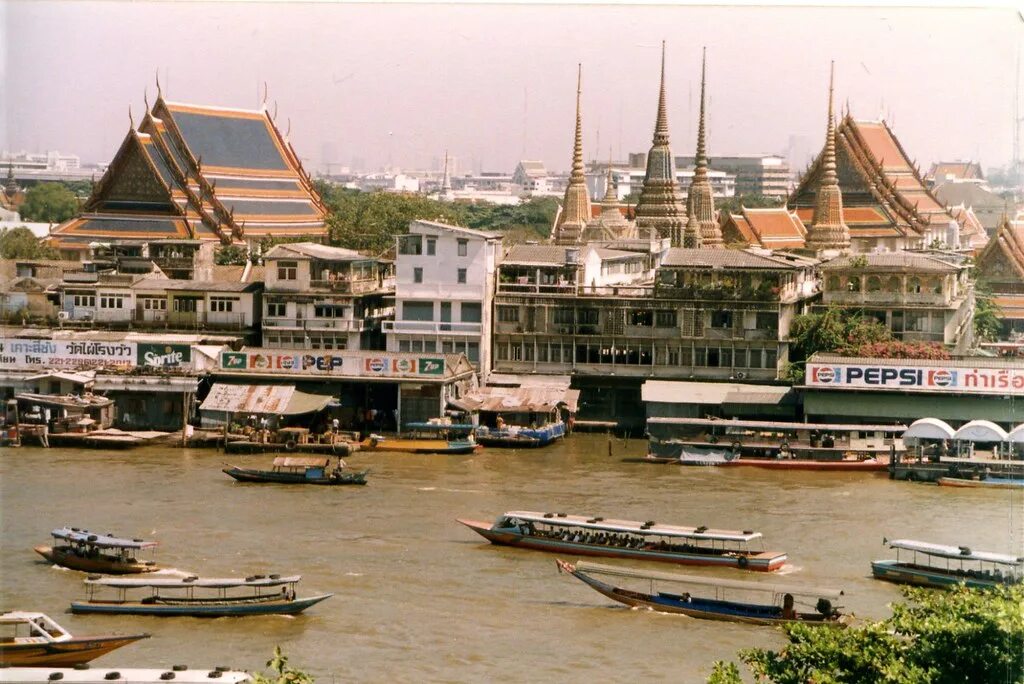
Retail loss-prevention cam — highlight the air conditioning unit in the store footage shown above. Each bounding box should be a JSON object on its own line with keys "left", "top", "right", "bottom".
{"left": 57, "top": 311, "right": 70, "bottom": 320}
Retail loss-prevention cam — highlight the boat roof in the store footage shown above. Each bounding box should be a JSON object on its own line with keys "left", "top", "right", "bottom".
{"left": 888, "top": 539, "right": 1023, "bottom": 565}
{"left": 405, "top": 422, "right": 474, "bottom": 430}
{"left": 504, "top": 511, "right": 762, "bottom": 542}
{"left": 572, "top": 561, "right": 844, "bottom": 599}
{"left": 647, "top": 417, "right": 906, "bottom": 433}
{"left": 0, "top": 669, "right": 251, "bottom": 683}
{"left": 52, "top": 527, "right": 158, "bottom": 549}
{"left": 85, "top": 575, "right": 301, "bottom": 588}
{"left": 272, "top": 456, "right": 331, "bottom": 468}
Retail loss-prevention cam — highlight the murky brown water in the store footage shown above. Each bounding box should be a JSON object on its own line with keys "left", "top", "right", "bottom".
{"left": 2, "top": 435, "right": 1021, "bottom": 682}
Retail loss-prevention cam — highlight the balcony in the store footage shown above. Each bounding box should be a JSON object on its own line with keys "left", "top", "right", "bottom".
{"left": 383, "top": 320, "right": 482, "bottom": 335}
{"left": 308, "top": 278, "right": 393, "bottom": 294}
{"left": 824, "top": 290, "right": 950, "bottom": 307}
{"left": 263, "top": 317, "right": 364, "bottom": 332}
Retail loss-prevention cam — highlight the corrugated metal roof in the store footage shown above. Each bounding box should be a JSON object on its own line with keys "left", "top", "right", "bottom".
{"left": 820, "top": 252, "right": 960, "bottom": 273}
{"left": 450, "top": 386, "right": 580, "bottom": 414}
{"left": 641, "top": 380, "right": 791, "bottom": 405}
{"left": 660, "top": 248, "right": 807, "bottom": 270}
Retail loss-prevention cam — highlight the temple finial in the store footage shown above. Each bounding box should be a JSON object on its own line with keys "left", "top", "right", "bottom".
{"left": 654, "top": 41, "right": 669, "bottom": 144}
{"left": 551, "top": 63, "right": 591, "bottom": 244}
{"left": 262, "top": 81, "right": 268, "bottom": 108}
{"left": 571, "top": 63, "right": 584, "bottom": 182}
{"left": 822, "top": 60, "right": 837, "bottom": 185}
{"left": 805, "top": 60, "right": 850, "bottom": 254}
{"left": 695, "top": 47, "right": 708, "bottom": 177}
{"left": 143, "top": 88, "right": 149, "bottom": 112}
{"left": 685, "top": 46, "right": 721, "bottom": 248}
{"left": 603, "top": 149, "right": 617, "bottom": 203}
{"left": 272, "top": 101, "right": 278, "bottom": 121}
{"left": 128, "top": 105, "right": 134, "bottom": 129}
{"left": 155, "top": 70, "right": 162, "bottom": 98}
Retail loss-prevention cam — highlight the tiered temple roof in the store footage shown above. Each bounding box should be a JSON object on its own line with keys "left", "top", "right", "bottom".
{"left": 976, "top": 218, "right": 1024, "bottom": 291}
{"left": 790, "top": 113, "right": 954, "bottom": 246}
{"left": 51, "top": 93, "right": 327, "bottom": 249}
{"left": 683, "top": 49, "right": 722, "bottom": 248}
{"left": 721, "top": 207, "right": 807, "bottom": 249}
{"left": 552, "top": 66, "right": 591, "bottom": 245}
{"left": 583, "top": 165, "right": 636, "bottom": 242}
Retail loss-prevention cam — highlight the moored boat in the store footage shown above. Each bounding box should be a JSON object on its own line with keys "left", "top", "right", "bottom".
{"left": 871, "top": 538, "right": 1023, "bottom": 589}
{"left": 70, "top": 575, "right": 332, "bottom": 617}
{"left": 0, "top": 668, "right": 252, "bottom": 683}
{"left": 34, "top": 528, "right": 159, "bottom": 575}
{"left": 222, "top": 456, "right": 367, "bottom": 485}
{"left": 937, "top": 476, "right": 1024, "bottom": 489}
{"left": 458, "top": 511, "right": 786, "bottom": 571}
{"left": 0, "top": 612, "right": 149, "bottom": 667}
{"left": 360, "top": 422, "right": 480, "bottom": 454}
{"left": 556, "top": 560, "right": 848, "bottom": 627}
{"left": 474, "top": 421, "right": 566, "bottom": 449}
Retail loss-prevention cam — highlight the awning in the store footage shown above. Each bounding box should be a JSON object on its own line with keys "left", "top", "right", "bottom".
{"left": 642, "top": 380, "right": 791, "bottom": 406}
{"left": 904, "top": 417, "right": 956, "bottom": 441}
{"left": 1010, "top": 424, "right": 1024, "bottom": 445}
{"left": 953, "top": 419, "right": 1010, "bottom": 443}
{"left": 25, "top": 370, "right": 96, "bottom": 385}
{"left": 449, "top": 386, "right": 580, "bottom": 414}
{"left": 273, "top": 456, "right": 331, "bottom": 468}
{"left": 199, "top": 383, "right": 334, "bottom": 416}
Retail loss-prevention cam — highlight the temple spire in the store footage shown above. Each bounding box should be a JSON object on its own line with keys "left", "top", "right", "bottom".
{"left": 684, "top": 47, "right": 722, "bottom": 248}
{"left": 805, "top": 61, "right": 850, "bottom": 254}
{"left": 552, "top": 63, "right": 591, "bottom": 244}
{"left": 439, "top": 149, "right": 453, "bottom": 201}
{"left": 634, "top": 41, "right": 686, "bottom": 246}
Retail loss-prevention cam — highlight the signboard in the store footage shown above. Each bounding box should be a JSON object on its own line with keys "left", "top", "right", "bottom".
{"left": 137, "top": 343, "right": 192, "bottom": 369}
{"left": 219, "top": 350, "right": 447, "bottom": 379}
{"left": 0, "top": 338, "right": 136, "bottom": 370}
{"left": 806, "top": 362, "right": 1024, "bottom": 395}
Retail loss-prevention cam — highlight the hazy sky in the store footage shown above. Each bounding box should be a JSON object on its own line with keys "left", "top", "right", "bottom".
{"left": 2, "top": 2, "right": 1020, "bottom": 174}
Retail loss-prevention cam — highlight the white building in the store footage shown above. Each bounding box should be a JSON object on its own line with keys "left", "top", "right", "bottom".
{"left": 384, "top": 220, "right": 502, "bottom": 376}
{"left": 585, "top": 164, "right": 736, "bottom": 202}
{"left": 512, "top": 161, "right": 550, "bottom": 194}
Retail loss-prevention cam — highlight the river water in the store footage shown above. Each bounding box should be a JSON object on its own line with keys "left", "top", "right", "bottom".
{"left": 2, "top": 435, "right": 1021, "bottom": 682}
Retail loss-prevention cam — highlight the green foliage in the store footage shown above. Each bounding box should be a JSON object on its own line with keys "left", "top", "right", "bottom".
{"left": 18, "top": 183, "right": 79, "bottom": 223}
{"left": 215, "top": 245, "right": 250, "bottom": 266}
{"left": 715, "top": 193, "right": 785, "bottom": 214}
{"left": 459, "top": 196, "right": 559, "bottom": 240}
{"left": 973, "top": 282, "right": 1003, "bottom": 343}
{"left": 251, "top": 646, "right": 315, "bottom": 684}
{"left": 711, "top": 585, "right": 1024, "bottom": 684}
{"left": 789, "top": 306, "right": 892, "bottom": 364}
{"left": 0, "top": 227, "right": 58, "bottom": 259}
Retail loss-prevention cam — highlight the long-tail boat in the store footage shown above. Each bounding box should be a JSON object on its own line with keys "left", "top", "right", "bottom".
{"left": 937, "top": 476, "right": 1024, "bottom": 489}
{"left": 223, "top": 456, "right": 368, "bottom": 485}
{"left": 871, "top": 539, "right": 1024, "bottom": 589}
{"left": 34, "top": 528, "right": 159, "bottom": 574}
{"left": 0, "top": 668, "right": 252, "bottom": 683}
{"left": 360, "top": 422, "right": 480, "bottom": 455}
{"left": 457, "top": 511, "right": 787, "bottom": 571}
{"left": 0, "top": 612, "right": 149, "bottom": 666}
{"left": 556, "top": 560, "right": 848, "bottom": 627}
{"left": 70, "top": 575, "right": 332, "bottom": 617}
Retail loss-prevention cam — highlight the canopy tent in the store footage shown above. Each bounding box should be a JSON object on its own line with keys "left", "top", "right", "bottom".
{"left": 199, "top": 383, "right": 334, "bottom": 416}
{"left": 903, "top": 417, "right": 956, "bottom": 441}
{"left": 953, "top": 420, "right": 1009, "bottom": 443}
{"left": 1009, "top": 424, "right": 1024, "bottom": 445}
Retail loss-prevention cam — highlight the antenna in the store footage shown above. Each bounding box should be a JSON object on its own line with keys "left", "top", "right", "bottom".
{"left": 1015, "top": 44, "right": 1022, "bottom": 183}
{"left": 522, "top": 86, "right": 528, "bottom": 157}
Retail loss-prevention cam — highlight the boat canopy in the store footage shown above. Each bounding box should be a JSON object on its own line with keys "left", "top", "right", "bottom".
{"left": 52, "top": 528, "right": 158, "bottom": 549}
{"left": 0, "top": 612, "right": 72, "bottom": 641}
{"left": 272, "top": 456, "right": 331, "bottom": 468}
{"left": 903, "top": 417, "right": 956, "bottom": 441}
{"left": 952, "top": 420, "right": 1010, "bottom": 443}
{"left": 84, "top": 575, "right": 302, "bottom": 588}
{"left": 888, "top": 539, "right": 1023, "bottom": 566}
{"left": 571, "top": 561, "right": 843, "bottom": 599}
{"left": 503, "top": 511, "right": 762, "bottom": 542}
{"left": 404, "top": 422, "right": 475, "bottom": 431}
{"left": 647, "top": 417, "right": 905, "bottom": 433}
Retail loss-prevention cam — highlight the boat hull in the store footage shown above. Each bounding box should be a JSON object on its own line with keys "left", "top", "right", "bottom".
{"left": 222, "top": 467, "right": 368, "bottom": 485}
{"left": 0, "top": 635, "right": 149, "bottom": 667}
{"left": 69, "top": 594, "right": 333, "bottom": 617}
{"left": 457, "top": 519, "right": 785, "bottom": 572}
{"left": 360, "top": 438, "right": 480, "bottom": 454}
{"left": 564, "top": 564, "right": 843, "bottom": 627}
{"left": 476, "top": 423, "right": 566, "bottom": 449}
{"left": 720, "top": 457, "right": 888, "bottom": 471}
{"left": 937, "top": 477, "right": 1024, "bottom": 489}
{"left": 34, "top": 546, "right": 159, "bottom": 574}
{"left": 870, "top": 560, "right": 1012, "bottom": 589}
{"left": 225, "top": 440, "right": 355, "bottom": 456}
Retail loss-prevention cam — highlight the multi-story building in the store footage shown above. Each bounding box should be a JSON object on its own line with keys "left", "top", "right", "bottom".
{"left": 512, "top": 161, "right": 550, "bottom": 194}
{"left": 261, "top": 242, "right": 394, "bottom": 351}
{"left": 385, "top": 220, "right": 502, "bottom": 374}
{"left": 585, "top": 164, "right": 736, "bottom": 203}
{"left": 677, "top": 155, "right": 792, "bottom": 198}
{"left": 816, "top": 252, "right": 974, "bottom": 352}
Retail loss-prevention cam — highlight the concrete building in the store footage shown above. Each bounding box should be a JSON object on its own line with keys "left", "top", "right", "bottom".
{"left": 384, "top": 220, "right": 502, "bottom": 374}
{"left": 2, "top": 150, "right": 81, "bottom": 172}
{"left": 586, "top": 165, "right": 735, "bottom": 204}
{"left": 512, "top": 161, "right": 550, "bottom": 194}
{"left": 676, "top": 155, "right": 792, "bottom": 198}
{"left": 261, "top": 243, "right": 394, "bottom": 351}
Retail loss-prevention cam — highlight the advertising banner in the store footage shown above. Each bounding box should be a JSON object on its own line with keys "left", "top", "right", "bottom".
{"left": 219, "top": 350, "right": 447, "bottom": 379}
{"left": 137, "top": 343, "right": 192, "bottom": 369}
{"left": 0, "top": 338, "right": 137, "bottom": 370}
{"left": 806, "top": 362, "right": 1024, "bottom": 395}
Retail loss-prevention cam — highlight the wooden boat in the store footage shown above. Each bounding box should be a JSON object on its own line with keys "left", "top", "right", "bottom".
{"left": 937, "top": 476, "right": 1024, "bottom": 489}
{"left": 70, "top": 575, "right": 332, "bottom": 617}
{"left": 0, "top": 668, "right": 252, "bottom": 683}
{"left": 45, "top": 432, "right": 145, "bottom": 449}
{"left": 556, "top": 560, "right": 848, "bottom": 627}
{"left": 223, "top": 456, "right": 368, "bottom": 485}
{"left": 871, "top": 539, "right": 1023, "bottom": 589}
{"left": 474, "top": 421, "right": 566, "bottom": 448}
{"left": 34, "top": 528, "right": 159, "bottom": 575}
{"left": 458, "top": 511, "right": 787, "bottom": 572}
{"left": 0, "top": 612, "right": 149, "bottom": 667}
{"left": 225, "top": 435, "right": 357, "bottom": 456}
{"left": 360, "top": 422, "right": 480, "bottom": 455}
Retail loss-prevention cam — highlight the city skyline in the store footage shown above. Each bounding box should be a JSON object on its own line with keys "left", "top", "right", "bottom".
{"left": 3, "top": 3, "right": 1020, "bottom": 174}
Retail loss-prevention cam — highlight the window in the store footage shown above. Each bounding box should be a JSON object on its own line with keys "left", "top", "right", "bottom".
{"left": 424, "top": 341, "right": 436, "bottom": 352}
{"left": 907, "top": 277, "right": 922, "bottom": 293}
{"left": 314, "top": 303, "right": 346, "bottom": 318}
{"left": 867, "top": 276, "right": 882, "bottom": 292}
{"left": 426, "top": 238, "right": 436, "bottom": 256}
{"left": 402, "top": 301, "right": 434, "bottom": 321}
{"left": 210, "top": 297, "right": 237, "bottom": 313}
{"left": 440, "top": 302, "right": 452, "bottom": 323}
{"left": 710, "top": 310, "right": 733, "bottom": 328}
{"left": 413, "top": 267, "right": 423, "bottom": 283}
{"left": 497, "top": 306, "right": 519, "bottom": 323}
{"left": 399, "top": 340, "right": 410, "bottom": 352}
{"left": 267, "top": 302, "right": 287, "bottom": 317}
{"left": 277, "top": 261, "right": 297, "bottom": 281}
{"left": 755, "top": 312, "right": 778, "bottom": 330}
{"left": 655, "top": 310, "right": 677, "bottom": 328}
{"left": 141, "top": 297, "right": 166, "bottom": 311}
{"left": 442, "top": 340, "right": 454, "bottom": 353}
{"left": 457, "top": 239, "right": 468, "bottom": 257}
{"left": 578, "top": 308, "right": 599, "bottom": 325}
{"left": 72, "top": 293, "right": 95, "bottom": 308}
{"left": 847, "top": 276, "right": 861, "bottom": 292}
{"left": 399, "top": 235, "right": 422, "bottom": 255}
{"left": 461, "top": 302, "right": 482, "bottom": 323}
{"left": 629, "top": 310, "right": 653, "bottom": 327}
{"left": 457, "top": 268, "right": 467, "bottom": 284}
{"left": 411, "top": 340, "right": 424, "bottom": 352}
{"left": 173, "top": 298, "right": 198, "bottom": 313}
{"left": 99, "top": 295, "right": 124, "bottom": 309}
{"left": 765, "top": 349, "right": 778, "bottom": 368}
{"left": 553, "top": 308, "right": 574, "bottom": 325}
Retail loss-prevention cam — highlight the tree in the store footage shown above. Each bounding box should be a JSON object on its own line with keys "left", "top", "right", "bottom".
{"left": 973, "top": 282, "right": 1003, "bottom": 343}
{"left": 251, "top": 646, "right": 315, "bottom": 684}
{"left": 215, "top": 244, "right": 250, "bottom": 266}
{"left": 0, "top": 227, "right": 59, "bottom": 259}
{"left": 18, "top": 183, "right": 79, "bottom": 223}
{"left": 708, "top": 584, "right": 1024, "bottom": 683}
{"left": 716, "top": 193, "right": 785, "bottom": 214}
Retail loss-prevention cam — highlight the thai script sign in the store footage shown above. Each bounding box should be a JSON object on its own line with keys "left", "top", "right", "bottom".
{"left": 806, "top": 362, "right": 1024, "bottom": 395}
{"left": 0, "top": 338, "right": 136, "bottom": 370}
{"left": 218, "top": 350, "right": 446, "bottom": 378}
{"left": 137, "top": 343, "right": 192, "bottom": 369}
